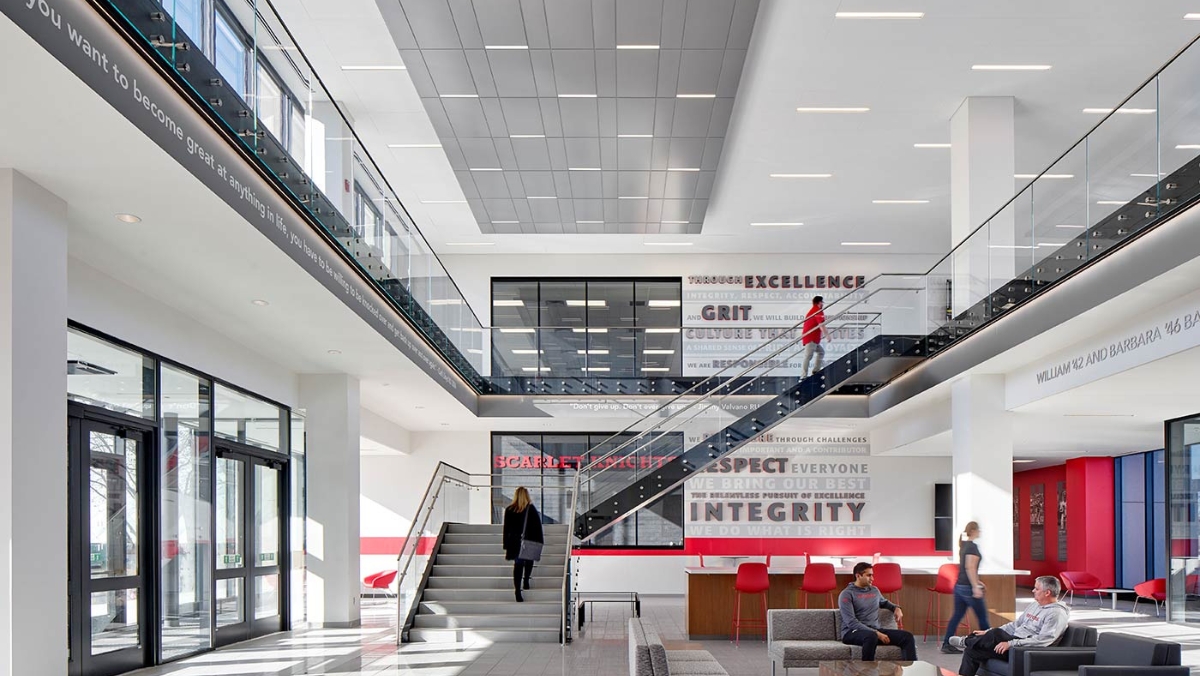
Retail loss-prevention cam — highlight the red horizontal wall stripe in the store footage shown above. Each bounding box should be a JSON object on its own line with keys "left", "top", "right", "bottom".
{"left": 360, "top": 536, "right": 437, "bottom": 556}
{"left": 573, "top": 537, "right": 938, "bottom": 556}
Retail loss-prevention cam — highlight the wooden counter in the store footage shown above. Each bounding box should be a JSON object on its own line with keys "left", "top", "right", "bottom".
{"left": 685, "top": 568, "right": 1019, "bottom": 640}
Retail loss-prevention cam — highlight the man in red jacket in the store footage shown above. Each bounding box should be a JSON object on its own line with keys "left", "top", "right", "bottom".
{"left": 801, "top": 296, "right": 826, "bottom": 378}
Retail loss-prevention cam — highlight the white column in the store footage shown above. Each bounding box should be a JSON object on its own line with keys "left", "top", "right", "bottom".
{"left": 0, "top": 170, "right": 68, "bottom": 675}
{"left": 300, "top": 374, "right": 361, "bottom": 627}
{"left": 950, "top": 375, "right": 1014, "bottom": 567}
{"left": 950, "top": 97, "right": 1016, "bottom": 314}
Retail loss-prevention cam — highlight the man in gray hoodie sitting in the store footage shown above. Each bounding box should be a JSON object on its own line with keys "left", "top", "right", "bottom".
{"left": 839, "top": 562, "right": 918, "bottom": 661}
{"left": 949, "top": 575, "right": 1070, "bottom": 676}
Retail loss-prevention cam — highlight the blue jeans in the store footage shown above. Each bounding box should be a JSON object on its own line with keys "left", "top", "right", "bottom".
{"left": 942, "top": 583, "right": 991, "bottom": 645}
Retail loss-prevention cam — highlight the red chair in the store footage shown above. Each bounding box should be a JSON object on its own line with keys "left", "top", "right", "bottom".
{"left": 924, "top": 563, "right": 969, "bottom": 641}
{"left": 363, "top": 570, "right": 397, "bottom": 599}
{"left": 732, "top": 562, "right": 770, "bottom": 644}
{"left": 799, "top": 562, "right": 837, "bottom": 609}
{"left": 765, "top": 554, "right": 773, "bottom": 567}
{"left": 1060, "top": 571, "right": 1103, "bottom": 605}
{"left": 1133, "top": 578, "right": 1166, "bottom": 616}
{"left": 874, "top": 563, "right": 903, "bottom": 605}
{"left": 698, "top": 553, "right": 706, "bottom": 568}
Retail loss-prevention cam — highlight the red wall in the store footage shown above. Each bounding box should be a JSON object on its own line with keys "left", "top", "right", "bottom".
{"left": 1013, "top": 459, "right": 1114, "bottom": 587}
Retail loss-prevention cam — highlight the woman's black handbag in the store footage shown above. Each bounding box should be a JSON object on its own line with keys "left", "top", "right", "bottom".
{"left": 517, "top": 508, "right": 543, "bottom": 561}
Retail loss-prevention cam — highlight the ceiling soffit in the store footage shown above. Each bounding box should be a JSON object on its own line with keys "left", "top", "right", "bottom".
{"left": 379, "top": 0, "right": 760, "bottom": 235}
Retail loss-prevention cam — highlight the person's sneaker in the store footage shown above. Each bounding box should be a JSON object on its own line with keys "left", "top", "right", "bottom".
{"left": 948, "top": 635, "right": 967, "bottom": 650}
{"left": 941, "top": 642, "right": 963, "bottom": 654}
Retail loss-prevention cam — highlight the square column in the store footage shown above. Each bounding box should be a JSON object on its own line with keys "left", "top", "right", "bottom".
{"left": 951, "top": 97, "right": 1016, "bottom": 314}
{"left": 0, "top": 170, "right": 68, "bottom": 675}
{"left": 299, "top": 374, "right": 361, "bottom": 627}
{"left": 951, "top": 374, "right": 1014, "bottom": 567}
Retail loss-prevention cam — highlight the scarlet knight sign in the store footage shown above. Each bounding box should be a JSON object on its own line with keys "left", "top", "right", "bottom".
{"left": 682, "top": 273, "right": 876, "bottom": 376}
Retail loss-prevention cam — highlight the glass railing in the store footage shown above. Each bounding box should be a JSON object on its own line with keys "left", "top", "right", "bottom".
{"left": 569, "top": 31, "right": 1200, "bottom": 541}
{"left": 97, "top": 0, "right": 487, "bottom": 386}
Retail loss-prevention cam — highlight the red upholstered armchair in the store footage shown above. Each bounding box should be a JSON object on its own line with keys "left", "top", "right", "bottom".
{"left": 1133, "top": 578, "right": 1166, "bottom": 616}
{"left": 1059, "top": 571, "right": 1103, "bottom": 605}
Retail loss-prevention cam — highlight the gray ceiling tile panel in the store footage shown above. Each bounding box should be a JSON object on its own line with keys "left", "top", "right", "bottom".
{"left": 480, "top": 98, "right": 511, "bottom": 137}
{"left": 545, "top": 1, "right": 594, "bottom": 48}
{"left": 677, "top": 50, "right": 725, "bottom": 96}
{"left": 472, "top": 0, "right": 527, "bottom": 45}
{"left": 487, "top": 52, "right": 538, "bottom": 97}
{"left": 386, "top": 0, "right": 758, "bottom": 235}
{"left": 683, "top": 0, "right": 734, "bottom": 48}
{"left": 520, "top": 0, "right": 551, "bottom": 48}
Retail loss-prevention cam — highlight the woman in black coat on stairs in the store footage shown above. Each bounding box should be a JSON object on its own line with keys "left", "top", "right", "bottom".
{"left": 502, "top": 486, "right": 544, "bottom": 602}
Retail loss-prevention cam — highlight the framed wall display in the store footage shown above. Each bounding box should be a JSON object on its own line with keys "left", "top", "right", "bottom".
{"left": 1013, "top": 487, "right": 1020, "bottom": 561}
{"left": 1030, "top": 484, "right": 1045, "bottom": 561}
{"left": 1057, "top": 481, "right": 1068, "bottom": 562}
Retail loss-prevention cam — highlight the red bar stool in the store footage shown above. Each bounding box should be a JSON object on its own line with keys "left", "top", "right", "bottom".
{"left": 874, "top": 562, "right": 903, "bottom": 600}
{"left": 798, "top": 562, "right": 837, "bottom": 609}
{"left": 924, "top": 563, "right": 969, "bottom": 641}
{"left": 732, "top": 562, "right": 770, "bottom": 644}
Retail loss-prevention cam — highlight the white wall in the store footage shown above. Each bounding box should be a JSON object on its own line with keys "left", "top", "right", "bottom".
{"left": 442, "top": 252, "right": 942, "bottom": 323}
{"left": 68, "top": 258, "right": 299, "bottom": 406}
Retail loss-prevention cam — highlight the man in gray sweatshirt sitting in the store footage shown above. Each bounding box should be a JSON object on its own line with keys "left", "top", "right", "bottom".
{"left": 949, "top": 575, "right": 1070, "bottom": 676}
{"left": 839, "top": 562, "right": 918, "bottom": 661}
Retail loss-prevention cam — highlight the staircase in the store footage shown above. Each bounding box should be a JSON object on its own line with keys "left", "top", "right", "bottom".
{"left": 405, "top": 523, "right": 571, "bottom": 643}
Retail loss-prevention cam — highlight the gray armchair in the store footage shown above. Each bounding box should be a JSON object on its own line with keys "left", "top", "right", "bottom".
{"left": 1024, "top": 633, "right": 1185, "bottom": 676}
{"left": 980, "top": 624, "right": 1098, "bottom": 676}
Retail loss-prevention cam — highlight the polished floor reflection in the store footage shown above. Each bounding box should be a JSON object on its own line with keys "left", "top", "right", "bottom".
{"left": 129, "top": 593, "right": 1200, "bottom": 676}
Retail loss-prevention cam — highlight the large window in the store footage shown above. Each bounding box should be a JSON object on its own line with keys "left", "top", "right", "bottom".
{"left": 1167, "top": 416, "right": 1200, "bottom": 622}
{"left": 1116, "top": 449, "right": 1166, "bottom": 589}
{"left": 491, "top": 433, "right": 684, "bottom": 548}
{"left": 491, "top": 278, "right": 682, "bottom": 377}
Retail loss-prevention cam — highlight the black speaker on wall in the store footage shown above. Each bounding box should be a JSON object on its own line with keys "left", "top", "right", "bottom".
{"left": 934, "top": 483, "right": 953, "bottom": 552}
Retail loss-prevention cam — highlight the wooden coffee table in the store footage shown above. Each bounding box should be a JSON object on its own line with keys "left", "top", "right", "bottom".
{"left": 819, "top": 661, "right": 956, "bottom": 676}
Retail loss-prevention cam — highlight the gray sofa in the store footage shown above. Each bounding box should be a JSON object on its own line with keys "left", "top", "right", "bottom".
{"left": 767, "top": 608, "right": 903, "bottom": 676}
{"left": 980, "top": 624, "right": 1098, "bottom": 676}
{"left": 629, "top": 617, "right": 728, "bottom": 676}
{"left": 1024, "top": 632, "right": 1184, "bottom": 676}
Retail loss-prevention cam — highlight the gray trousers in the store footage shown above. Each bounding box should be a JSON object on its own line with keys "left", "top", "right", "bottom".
{"left": 802, "top": 342, "right": 825, "bottom": 376}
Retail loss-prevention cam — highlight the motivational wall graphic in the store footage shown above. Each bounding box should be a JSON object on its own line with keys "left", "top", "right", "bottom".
{"left": 1030, "top": 484, "right": 1046, "bottom": 561}
{"left": 684, "top": 430, "right": 873, "bottom": 538}
{"left": 681, "top": 274, "right": 875, "bottom": 376}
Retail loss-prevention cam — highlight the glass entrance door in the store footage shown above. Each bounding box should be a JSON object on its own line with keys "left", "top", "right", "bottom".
{"left": 215, "top": 448, "right": 284, "bottom": 645}
{"left": 69, "top": 418, "right": 150, "bottom": 676}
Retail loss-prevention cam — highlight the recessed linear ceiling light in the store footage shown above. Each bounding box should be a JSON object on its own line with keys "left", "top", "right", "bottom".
{"left": 510, "top": 134, "right": 546, "bottom": 138}
{"left": 467, "top": 348, "right": 484, "bottom": 354}
{"left": 644, "top": 349, "right": 676, "bottom": 355}
{"left": 115, "top": 213, "right": 142, "bottom": 223}
{"left": 677, "top": 93, "right": 716, "bottom": 99}
{"left": 661, "top": 220, "right": 690, "bottom": 224}
{"left": 440, "top": 93, "right": 479, "bottom": 98}
{"left": 484, "top": 45, "right": 528, "bottom": 49}
{"left": 642, "top": 367, "right": 671, "bottom": 372}
{"left": 421, "top": 199, "right": 468, "bottom": 204}
{"left": 1130, "top": 172, "right": 1166, "bottom": 178}
{"left": 1015, "top": 173, "right": 1074, "bottom": 179}
{"left": 618, "top": 134, "right": 654, "bottom": 138}
{"left": 648, "top": 300, "right": 682, "bottom": 307}
{"left": 445, "top": 241, "right": 496, "bottom": 246}
{"left": 751, "top": 222, "right": 803, "bottom": 226}
{"left": 1083, "top": 107, "right": 1156, "bottom": 114}
{"left": 1185, "top": 13, "right": 1200, "bottom": 19}
{"left": 1012, "top": 459, "right": 1037, "bottom": 464}
{"left": 972, "top": 64, "right": 1052, "bottom": 71}
{"left": 526, "top": 196, "right": 557, "bottom": 199}
{"left": 667, "top": 167, "right": 701, "bottom": 172}
{"left": 511, "top": 349, "right": 544, "bottom": 355}
{"left": 872, "top": 199, "right": 929, "bottom": 204}
{"left": 470, "top": 167, "right": 503, "bottom": 172}
{"left": 770, "top": 173, "right": 832, "bottom": 178}
{"left": 341, "top": 65, "right": 406, "bottom": 71}
{"left": 1096, "top": 200, "right": 1126, "bottom": 205}
{"left": 428, "top": 299, "right": 464, "bottom": 306}
{"left": 493, "top": 300, "right": 524, "bottom": 307}
{"left": 835, "top": 11, "right": 924, "bottom": 19}
{"left": 576, "top": 220, "right": 604, "bottom": 224}
{"left": 795, "top": 107, "right": 870, "bottom": 113}
{"left": 500, "top": 328, "right": 536, "bottom": 334}
{"left": 559, "top": 94, "right": 598, "bottom": 98}
{"left": 572, "top": 328, "right": 609, "bottom": 334}
{"left": 1056, "top": 224, "right": 1086, "bottom": 229}
{"left": 568, "top": 167, "right": 602, "bottom": 171}
{"left": 491, "top": 220, "right": 520, "bottom": 225}
{"left": 988, "top": 244, "right": 1036, "bottom": 249}
{"left": 582, "top": 367, "right": 611, "bottom": 372}
{"left": 645, "top": 328, "right": 682, "bottom": 333}
{"left": 617, "top": 44, "right": 660, "bottom": 49}
{"left": 576, "top": 349, "right": 610, "bottom": 355}
{"left": 841, "top": 241, "right": 892, "bottom": 246}
{"left": 643, "top": 242, "right": 693, "bottom": 247}
{"left": 565, "top": 300, "right": 606, "bottom": 307}
{"left": 914, "top": 143, "right": 951, "bottom": 148}
{"left": 522, "top": 367, "right": 551, "bottom": 372}
{"left": 618, "top": 196, "right": 649, "bottom": 200}
{"left": 388, "top": 143, "right": 442, "bottom": 148}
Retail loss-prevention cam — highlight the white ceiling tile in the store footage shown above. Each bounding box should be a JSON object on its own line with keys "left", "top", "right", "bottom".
{"left": 487, "top": 51, "right": 538, "bottom": 97}
{"left": 660, "top": 0, "right": 687, "bottom": 49}
{"left": 591, "top": 0, "right": 617, "bottom": 49}
{"left": 446, "top": 0, "right": 485, "bottom": 48}
{"left": 677, "top": 50, "right": 724, "bottom": 97}
{"left": 397, "top": 0, "right": 462, "bottom": 49}
{"left": 615, "top": 0, "right": 664, "bottom": 46}
{"left": 520, "top": 0, "right": 552, "bottom": 49}
{"left": 682, "top": 0, "right": 734, "bottom": 48}
{"left": 471, "top": 0, "right": 528, "bottom": 46}
{"left": 512, "top": 139, "right": 552, "bottom": 170}
{"left": 655, "top": 49, "right": 682, "bottom": 97}
{"left": 479, "top": 98, "right": 511, "bottom": 137}
{"left": 544, "top": 0, "right": 594, "bottom": 49}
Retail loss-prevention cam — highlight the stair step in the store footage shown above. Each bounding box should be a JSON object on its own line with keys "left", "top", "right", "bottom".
{"left": 441, "top": 534, "right": 571, "bottom": 546}
{"left": 425, "top": 576, "right": 562, "bottom": 590}
{"left": 446, "top": 524, "right": 503, "bottom": 534}
{"left": 432, "top": 564, "right": 564, "bottom": 578}
{"left": 420, "top": 600, "right": 560, "bottom": 615}
{"left": 435, "top": 553, "right": 566, "bottom": 566}
{"left": 407, "top": 627, "right": 560, "bottom": 644}
{"left": 439, "top": 543, "right": 568, "bottom": 556}
{"left": 423, "top": 588, "right": 562, "bottom": 603}
{"left": 413, "top": 613, "right": 560, "bottom": 629}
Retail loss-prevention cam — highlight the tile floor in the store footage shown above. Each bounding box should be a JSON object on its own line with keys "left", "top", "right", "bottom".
{"left": 130, "top": 593, "right": 1200, "bottom": 676}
